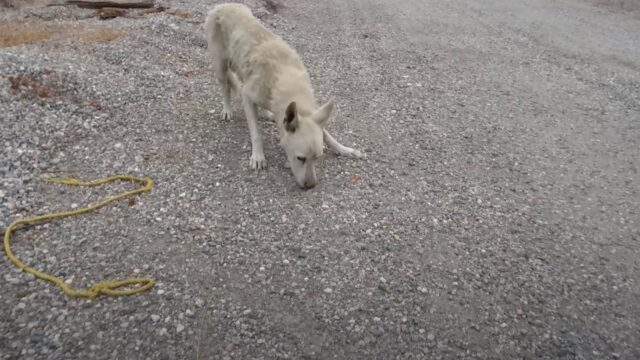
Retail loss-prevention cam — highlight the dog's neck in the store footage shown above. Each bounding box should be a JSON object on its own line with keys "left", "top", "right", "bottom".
{"left": 270, "top": 69, "right": 317, "bottom": 135}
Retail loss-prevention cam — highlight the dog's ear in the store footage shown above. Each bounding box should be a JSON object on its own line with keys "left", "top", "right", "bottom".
{"left": 284, "top": 101, "right": 298, "bottom": 133}
{"left": 312, "top": 100, "right": 334, "bottom": 128}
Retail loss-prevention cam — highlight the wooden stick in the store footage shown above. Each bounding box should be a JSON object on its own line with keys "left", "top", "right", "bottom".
{"left": 48, "top": 0, "right": 154, "bottom": 9}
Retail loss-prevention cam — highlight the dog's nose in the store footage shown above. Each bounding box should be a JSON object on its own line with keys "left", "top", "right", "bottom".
{"left": 303, "top": 181, "right": 316, "bottom": 189}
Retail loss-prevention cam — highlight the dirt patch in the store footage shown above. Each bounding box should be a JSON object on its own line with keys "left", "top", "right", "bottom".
{"left": 77, "top": 28, "right": 125, "bottom": 42}
{"left": 0, "top": 0, "right": 48, "bottom": 8}
{"left": 0, "top": 22, "right": 125, "bottom": 47}
{"left": 582, "top": 0, "right": 640, "bottom": 15}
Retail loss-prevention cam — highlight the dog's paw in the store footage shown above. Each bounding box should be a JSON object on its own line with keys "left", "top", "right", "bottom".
{"left": 249, "top": 153, "right": 267, "bottom": 170}
{"left": 350, "top": 149, "right": 365, "bottom": 159}
{"left": 341, "top": 147, "right": 365, "bottom": 159}
{"left": 221, "top": 108, "right": 233, "bottom": 121}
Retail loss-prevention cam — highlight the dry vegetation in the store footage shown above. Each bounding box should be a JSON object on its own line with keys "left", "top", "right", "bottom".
{"left": 0, "top": 22, "right": 125, "bottom": 48}
{"left": 7, "top": 71, "right": 58, "bottom": 98}
{"left": 7, "top": 69, "right": 107, "bottom": 110}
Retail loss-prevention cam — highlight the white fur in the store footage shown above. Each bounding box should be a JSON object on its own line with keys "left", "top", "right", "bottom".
{"left": 205, "top": 3, "right": 363, "bottom": 189}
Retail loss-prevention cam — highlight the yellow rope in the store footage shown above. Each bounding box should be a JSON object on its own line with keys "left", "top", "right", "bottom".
{"left": 3, "top": 175, "right": 156, "bottom": 299}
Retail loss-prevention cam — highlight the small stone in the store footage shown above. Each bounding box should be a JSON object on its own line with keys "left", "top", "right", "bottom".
{"left": 371, "top": 326, "right": 384, "bottom": 336}
{"left": 151, "top": 314, "right": 160, "bottom": 322}
{"left": 176, "top": 324, "right": 185, "bottom": 333}
{"left": 113, "top": 143, "right": 123, "bottom": 150}
{"left": 323, "top": 288, "right": 333, "bottom": 294}
{"left": 16, "top": 302, "right": 26, "bottom": 310}
{"left": 427, "top": 333, "right": 435, "bottom": 341}
{"left": 158, "top": 328, "right": 168, "bottom": 336}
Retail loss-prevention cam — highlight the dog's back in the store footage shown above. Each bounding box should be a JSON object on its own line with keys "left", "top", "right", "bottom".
{"left": 205, "top": 3, "right": 315, "bottom": 112}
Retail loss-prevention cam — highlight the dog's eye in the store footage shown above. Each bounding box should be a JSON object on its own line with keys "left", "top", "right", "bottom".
{"left": 297, "top": 156, "right": 306, "bottom": 162}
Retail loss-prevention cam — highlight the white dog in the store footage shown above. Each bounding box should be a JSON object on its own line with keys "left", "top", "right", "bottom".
{"left": 204, "top": 3, "right": 363, "bottom": 189}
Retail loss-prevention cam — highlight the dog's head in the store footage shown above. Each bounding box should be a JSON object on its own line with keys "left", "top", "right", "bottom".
{"left": 280, "top": 100, "right": 333, "bottom": 189}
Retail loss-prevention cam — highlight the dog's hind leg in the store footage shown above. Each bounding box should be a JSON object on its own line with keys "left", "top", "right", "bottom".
{"left": 323, "top": 129, "right": 364, "bottom": 158}
{"left": 214, "top": 58, "right": 234, "bottom": 121}
{"left": 206, "top": 18, "right": 234, "bottom": 120}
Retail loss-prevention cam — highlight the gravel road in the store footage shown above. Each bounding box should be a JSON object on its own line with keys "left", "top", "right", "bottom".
{"left": 1, "top": 0, "right": 639, "bottom": 359}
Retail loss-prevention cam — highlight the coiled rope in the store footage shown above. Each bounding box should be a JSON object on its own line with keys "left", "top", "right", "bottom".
{"left": 3, "top": 175, "right": 155, "bottom": 299}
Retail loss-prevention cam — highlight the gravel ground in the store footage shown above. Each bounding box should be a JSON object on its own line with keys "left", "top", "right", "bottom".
{"left": 1, "top": 0, "right": 639, "bottom": 359}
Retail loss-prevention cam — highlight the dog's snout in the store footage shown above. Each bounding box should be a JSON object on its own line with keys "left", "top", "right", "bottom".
{"left": 303, "top": 181, "right": 316, "bottom": 190}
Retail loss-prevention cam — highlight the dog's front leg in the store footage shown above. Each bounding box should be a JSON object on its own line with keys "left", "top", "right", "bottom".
{"left": 242, "top": 90, "right": 267, "bottom": 170}
{"left": 323, "top": 129, "right": 364, "bottom": 158}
